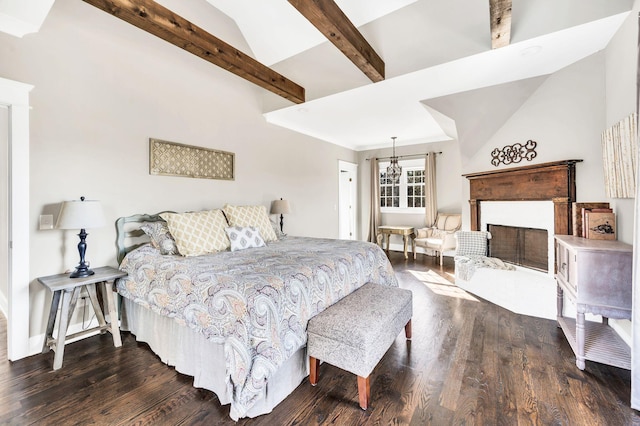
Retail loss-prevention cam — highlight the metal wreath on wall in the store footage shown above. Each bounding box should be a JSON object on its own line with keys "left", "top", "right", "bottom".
{"left": 490, "top": 139, "right": 538, "bottom": 167}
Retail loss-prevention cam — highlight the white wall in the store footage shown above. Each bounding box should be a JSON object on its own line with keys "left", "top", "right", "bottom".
{"left": 0, "top": 0, "right": 356, "bottom": 348}
{"left": 605, "top": 2, "right": 639, "bottom": 247}
{"left": 605, "top": 0, "right": 639, "bottom": 406}
{"left": 459, "top": 14, "right": 638, "bottom": 347}
{"left": 459, "top": 52, "right": 615, "bottom": 235}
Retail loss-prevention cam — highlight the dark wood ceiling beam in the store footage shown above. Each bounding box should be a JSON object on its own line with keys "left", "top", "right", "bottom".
{"left": 82, "top": 0, "right": 305, "bottom": 104}
{"left": 288, "top": 0, "right": 384, "bottom": 83}
{"left": 490, "top": 0, "right": 512, "bottom": 49}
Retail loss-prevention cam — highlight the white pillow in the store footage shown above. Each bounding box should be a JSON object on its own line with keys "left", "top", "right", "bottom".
{"left": 223, "top": 204, "right": 278, "bottom": 242}
{"left": 160, "top": 209, "right": 230, "bottom": 256}
{"left": 225, "top": 226, "right": 266, "bottom": 251}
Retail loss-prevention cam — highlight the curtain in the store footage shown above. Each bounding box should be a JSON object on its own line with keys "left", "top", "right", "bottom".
{"left": 367, "top": 158, "right": 381, "bottom": 243}
{"left": 425, "top": 152, "right": 438, "bottom": 227}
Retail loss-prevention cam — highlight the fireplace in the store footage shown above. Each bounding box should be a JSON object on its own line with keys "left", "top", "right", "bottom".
{"left": 464, "top": 160, "right": 582, "bottom": 275}
{"left": 459, "top": 160, "right": 581, "bottom": 320}
{"left": 480, "top": 200, "right": 555, "bottom": 274}
{"left": 487, "top": 224, "right": 548, "bottom": 272}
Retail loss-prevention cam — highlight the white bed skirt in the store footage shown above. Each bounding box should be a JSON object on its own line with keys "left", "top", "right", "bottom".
{"left": 120, "top": 298, "right": 310, "bottom": 420}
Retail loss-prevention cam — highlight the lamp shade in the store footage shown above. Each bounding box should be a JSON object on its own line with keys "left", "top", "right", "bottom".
{"left": 270, "top": 199, "right": 291, "bottom": 215}
{"left": 56, "top": 198, "right": 105, "bottom": 230}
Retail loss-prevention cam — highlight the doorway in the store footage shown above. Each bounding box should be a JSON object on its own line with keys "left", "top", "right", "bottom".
{"left": 0, "top": 76, "right": 32, "bottom": 360}
{"left": 338, "top": 160, "right": 357, "bottom": 240}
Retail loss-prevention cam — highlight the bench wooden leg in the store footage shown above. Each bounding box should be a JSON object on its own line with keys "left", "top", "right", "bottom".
{"left": 309, "top": 356, "right": 320, "bottom": 386}
{"left": 357, "top": 375, "right": 370, "bottom": 410}
{"left": 405, "top": 319, "right": 412, "bottom": 339}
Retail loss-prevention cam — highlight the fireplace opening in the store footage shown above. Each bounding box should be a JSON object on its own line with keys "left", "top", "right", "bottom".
{"left": 487, "top": 224, "right": 548, "bottom": 272}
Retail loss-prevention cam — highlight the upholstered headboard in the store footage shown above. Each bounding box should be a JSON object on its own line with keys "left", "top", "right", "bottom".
{"left": 115, "top": 212, "right": 174, "bottom": 264}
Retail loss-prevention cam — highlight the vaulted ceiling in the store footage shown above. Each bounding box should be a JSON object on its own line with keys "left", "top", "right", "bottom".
{"left": 258, "top": 0, "right": 632, "bottom": 151}
{"left": 3, "top": 0, "right": 634, "bottom": 152}
{"left": 174, "top": 0, "right": 635, "bottom": 151}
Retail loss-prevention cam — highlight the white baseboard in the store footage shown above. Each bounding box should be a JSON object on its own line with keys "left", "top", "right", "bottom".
{"left": 610, "top": 319, "right": 632, "bottom": 347}
{"left": 384, "top": 242, "right": 452, "bottom": 258}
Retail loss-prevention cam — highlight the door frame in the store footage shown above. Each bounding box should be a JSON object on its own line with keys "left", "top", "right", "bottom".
{"left": 338, "top": 160, "right": 358, "bottom": 240}
{"left": 0, "top": 76, "right": 32, "bottom": 360}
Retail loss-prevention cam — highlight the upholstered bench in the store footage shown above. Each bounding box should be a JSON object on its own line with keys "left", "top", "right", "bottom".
{"left": 307, "top": 283, "right": 413, "bottom": 410}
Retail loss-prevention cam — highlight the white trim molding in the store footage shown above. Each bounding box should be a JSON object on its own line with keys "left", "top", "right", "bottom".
{"left": 0, "top": 76, "right": 33, "bottom": 360}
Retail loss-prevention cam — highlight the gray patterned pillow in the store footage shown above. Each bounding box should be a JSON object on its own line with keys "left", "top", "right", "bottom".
{"left": 225, "top": 226, "right": 266, "bottom": 251}
{"left": 455, "top": 231, "right": 490, "bottom": 256}
{"left": 140, "top": 222, "right": 180, "bottom": 255}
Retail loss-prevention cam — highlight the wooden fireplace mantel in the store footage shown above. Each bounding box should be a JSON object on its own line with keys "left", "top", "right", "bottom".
{"left": 463, "top": 160, "right": 583, "bottom": 235}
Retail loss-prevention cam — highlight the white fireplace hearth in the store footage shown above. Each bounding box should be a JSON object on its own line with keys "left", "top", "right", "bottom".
{"left": 456, "top": 200, "right": 557, "bottom": 320}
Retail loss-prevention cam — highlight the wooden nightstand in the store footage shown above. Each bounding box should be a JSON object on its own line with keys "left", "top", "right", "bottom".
{"left": 38, "top": 266, "right": 127, "bottom": 370}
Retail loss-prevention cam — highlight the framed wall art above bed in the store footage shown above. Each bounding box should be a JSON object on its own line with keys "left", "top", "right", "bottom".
{"left": 149, "top": 138, "right": 235, "bottom": 180}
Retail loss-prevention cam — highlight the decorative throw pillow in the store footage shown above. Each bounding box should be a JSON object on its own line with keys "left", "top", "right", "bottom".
{"left": 430, "top": 229, "right": 447, "bottom": 240}
{"left": 160, "top": 209, "right": 230, "bottom": 256}
{"left": 140, "top": 221, "right": 180, "bottom": 255}
{"left": 416, "top": 228, "right": 431, "bottom": 239}
{"left": 223, "top": 204, "right": 278, "bottom": 242}
{"left": 225, "top": 226, "right": 266, "bottom": 251}
{"left": 455, "top": 231, "right": 490, "bottom": 256}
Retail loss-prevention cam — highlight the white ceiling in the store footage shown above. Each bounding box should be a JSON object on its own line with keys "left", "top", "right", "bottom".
{"left": 8, "top": 1, "right": 631, "bottom": 153}
{"left": 208, "top": 0, "right": 633, "bottom": 152}
{"left": 264, "top": 12, "right": 628, "bottom": 150}
{"left": 205, "top": 0, "right": 418, "bottom": 66}
{"left": 0, "top": 0, "right": 55, "bottom": 38}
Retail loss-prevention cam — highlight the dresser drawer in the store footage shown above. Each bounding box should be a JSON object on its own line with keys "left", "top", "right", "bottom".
{"left": 555, "top": 240, "right": 576, "bottom": 295}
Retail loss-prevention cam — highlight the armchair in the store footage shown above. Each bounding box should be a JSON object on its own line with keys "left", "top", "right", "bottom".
{"left": 413, "top": 213, "right": 462, "bottom": 265}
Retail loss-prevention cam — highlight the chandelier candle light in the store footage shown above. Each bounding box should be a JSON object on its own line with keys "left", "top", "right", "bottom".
{"left": 56, "top": 196, "right": 105, "bottom": 278}
{"left": 387, "top": 136, "right": 402, "bottom": 184}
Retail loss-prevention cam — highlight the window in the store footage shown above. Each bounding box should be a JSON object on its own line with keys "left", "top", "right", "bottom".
{"left": 379, "top": 159, "right": 426, "bottom": 213}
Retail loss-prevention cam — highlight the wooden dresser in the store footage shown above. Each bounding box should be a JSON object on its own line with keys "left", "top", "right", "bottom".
{"left": 555, "top": 235, "right": 632, "bottom": 370}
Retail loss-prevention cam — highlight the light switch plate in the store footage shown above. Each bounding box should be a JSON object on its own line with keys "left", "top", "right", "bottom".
{"left": 39, "top": 214, "right": 53, "bottom": 230}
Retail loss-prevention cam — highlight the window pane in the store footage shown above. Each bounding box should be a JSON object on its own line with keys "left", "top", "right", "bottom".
{"left": 379, "top": 163, "right": 425, "bottom": 210}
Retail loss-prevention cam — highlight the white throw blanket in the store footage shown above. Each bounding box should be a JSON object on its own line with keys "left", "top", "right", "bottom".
{"left": 455, "top": 255, "right": 515, "bottom": 281}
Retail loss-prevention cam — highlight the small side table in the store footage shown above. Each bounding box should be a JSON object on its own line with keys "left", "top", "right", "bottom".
{"left": 38, "top": 266, "right": 127, "bottom": 370}
{"left": 378, "top": 226, "right": 416, "bottom": 259}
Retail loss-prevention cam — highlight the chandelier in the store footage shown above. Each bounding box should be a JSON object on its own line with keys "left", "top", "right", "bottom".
{"left": 386, "top": 136, "right": 402, "bottom": 184}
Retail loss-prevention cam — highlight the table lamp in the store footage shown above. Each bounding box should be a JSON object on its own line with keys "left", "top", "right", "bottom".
{"left": 270, "top": 198, "right": 291, "bottom": 233}
{"left": 56, "top": 196, "right": 105, "bottom": 278}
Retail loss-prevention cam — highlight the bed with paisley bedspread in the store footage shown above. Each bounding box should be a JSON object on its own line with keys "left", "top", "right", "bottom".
{"left": 115, "top": 212, "right": 397, "bottom": 420}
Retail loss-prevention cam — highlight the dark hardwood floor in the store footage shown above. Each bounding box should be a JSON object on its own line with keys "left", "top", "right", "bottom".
{"left": 1, "top": 252, "right": 639, "bottom": 425}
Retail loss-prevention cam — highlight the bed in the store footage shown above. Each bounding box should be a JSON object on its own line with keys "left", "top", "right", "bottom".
{"left": 114, "top": 209, "right": 398, "bottom": 420}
